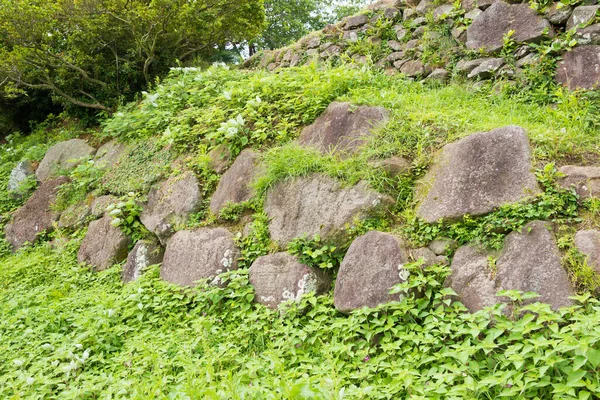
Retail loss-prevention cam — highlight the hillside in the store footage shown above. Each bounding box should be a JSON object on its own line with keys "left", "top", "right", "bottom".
{"left": 1, "top": 0, "right": 600, "bottom": 398}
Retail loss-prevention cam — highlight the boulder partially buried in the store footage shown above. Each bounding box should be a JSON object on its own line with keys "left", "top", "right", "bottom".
{"left": 299, "top": 102, "right": 389, "bottom": 157}
{"left": 94, "top": 140, "right": 128, "bottom": 168}
{"left": 5, "top": 177, "right": 69, "bottom": 250}
{"left": 574, "top": 230, "right": 600, "bottom": 275}
{"left": 140, "top": 171, "right": 202, "bottom": 244}
{"left": 249, "top": 252, "right": 330, "bottom": 309}
{"left": 122, "top": 240, "right": 165, "bottom": 283}
{"left": 417, "top": 126, "right": 541, "bottom": 223}
{"left": 556, "top": 46, "right": 600, "bottom": 90}
{"left": 334, "top": 231, "right": 410, "bottom": 313}
{"left": 448, "top": 221, "right": 574, "bottom": 312}
{"left": 77, "top": 216, "right": 131, "bottom": 271}
{"left": 466, "top": 1, "right": 554, "bottom": 53}
{"left": 265, "top": 174, "right": 393, "bottom": 245}
{"left": 36, "top": 139, "right": 96, "bottom": 181}
{"left": 161, "top": 228, "right": 240, "bottom": 287}
{"left": 558, "top": 165, "right": 600, "bottom": 200}
{"left": 209, "top": 149, "right": 260, "bottom": 216}
{"left": 8, "top": 161, "right": 35, "bottom": 194}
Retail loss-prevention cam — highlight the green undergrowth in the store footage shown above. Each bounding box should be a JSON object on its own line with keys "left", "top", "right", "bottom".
{"left": 2, "top": 243, "right": 600, "bottom": 399}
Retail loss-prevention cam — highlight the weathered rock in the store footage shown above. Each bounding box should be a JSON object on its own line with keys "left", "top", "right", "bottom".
{"left": 556, "top": 46, "right": 600, "bottom": 90}
{"left": 387, "top": 40, "right": 403, "bottom": 51}
{"left": 367, "top": 0, "right": 403, "bottom": 11}
{"left": 448, "top": 221, "right": 574, "bottom": 312}
{"left": 299, "top": 102, "right": 389, "bottom": 156}
{"left": 94, "top": 141, "right": 128, "bottom": 168}
{"left": 320, "top": 45, "right": 342, "bottom": 58}
{"left": 462, "top": 0, "right": 494, "bottom": 11}
{"left": 36, "top": 139, "right": 96, "bottom": 181}
{"left": 403, "top": 8, "right": 417, "bottom": 20}
{"left": 8, "top": 161, "right": 35, "bottom": 195}
{"left": 77, "top": 216, "right": 131, "bottom": 271}
{"left": 464, "top": 8, "right": 482, "bottom": 20}
{"left": 516, "top": 53, "right": 540, "bottom": 68}
{"left": 545, "top": 3, "right": 573, "bottom": 25}
{"left": 416, "top": 0, "right": 435, "bottom": 15}
{"left": 428, "top": 238, "right": 457, "bottom": 255}
{"left": 334, "top": 231, "right": 410, "bottom": 313}
{"left": 446, "top": 245, "right": 498, "bottom": 312}
{"left": 209, "top": 149, "right": 260, "bottom": 216}
{"left": 396, "top": 27, "right": 408, "bottom": 41}
{"left": 265, "top": 174, "right": 393, "bottom": 245}
{"left": 452, "top": 27, "right": 467, "bottom": 44}
{"left": 456, "top": 58, "right": 486, "bottom": 74}
{"left": 90, "top": 195, "right": 117, "bottom": 217}
{"left": 417, "top": 126, "right": 541, "bottom": 223}
{"left": 344, "top": 30, "right": 359, "bottom": 43}
{"left": 466, "top": 2, "right": 554, "bottom": 53}
{"left": 122, "top": 240, "right": 165, "bottom": 283}
{"left": 575, "top": 23, "right": 600, "bottom": 45}
{"left": 306, "top": 36, "right": 321, "bottom": 49}
{"left": 161, "top": 228, "right": 240, "bottom": 287}
{"left": 467, "top": 58, "right": 504, "bottom": 79}
{"left": 400, "top": 60, "right": 429, "bottom": 77}
{"left": 410, "top": 247, "right": 444, "bottom": 267}
{"left": 140, "top": 171, "right": 202, "bottom": 244}
{"left": 345, "top": 14, "right": 369, "bottom": 29}
{"left": 433, "top": 4, "right": 454, "bottom": 20}
{"left": 566, "top": 5, "right": 600, "bottom": 30}
{"left": 249, "top": 252, "right": 330, "bottom": 309}
{"left": 558, "top": 165, "right": 600, "bottom": 199}
{"left": 388, "top": 51, "right": 406, "bottom": 62}
{"left": 5, "top": 177, "right": 69, "bottom": 250}
{"left": 427, "top": 68, "right": 451, "bottom": 82}
{"left": 574, "top": 230, "right": 600, "bottom": 274}
{"left": 58, "top": 201, "right": 91, "bottom": 229}
{"left": 495, "top": 221, "right": 573, "bottom": 310}
{"left": 371, "top": 156, "right": 411, "bottom": 177}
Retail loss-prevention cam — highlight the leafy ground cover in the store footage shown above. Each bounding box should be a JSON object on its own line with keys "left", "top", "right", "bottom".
{"left": 1, "top": 62, "right": 600, "bottom": 398}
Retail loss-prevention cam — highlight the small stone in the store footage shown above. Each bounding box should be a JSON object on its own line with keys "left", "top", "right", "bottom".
{"left": 8, "top": 161, "right": 35, "bottom": 194}
{"left": 161, "top": 228, "right": 240, "bottom": 287}
{"left": 396, "top": 27, "right": 408, "bottom": 41}
{"left": 371, "top": 156, "right": 412, "bottom": 177}
{"left": 558, "top": 165, "right": 600, "bottom": 199}
{"left": 452, "top": 27, "right": 467, "bottom": 44}
{"left": 404, "top": 39, "right": 421, "bottom": 50}
{"left": 404, "top": 8, "right": 417, "bottom": 20}
{"left": 575, "top": 23, "right": 600, "bottom": 45}
{"left": 5, "top": 177, "right": 69, "bottom": 250}
{"left": 467, "top": 58, "right": 504, "bottom": 79}
{"left": 393, "top": 59, "right": 410, "bottom": 69}
{"left": 343, "top": 30, "right": 359, "bottom": 43}
{"left": 345, "top": 14, "right": 369, "bottom": 29}
{"left": 426, "top": 68, "right": 451, "bottom": 82}
{"left": 249, "top": 252, "right": 330, "bottom": 309}
{"left": 388, "top": 51, "right": 406, "bottom": 62}
{"left": 545, "top": 4, "right": 573, "bottom": 26}
{"left": 384, "top": 7, "right": 400, "bottom": 20}
{"left": 556, "top": 46, "right": 600, "bottom": 90}
{"left": 36, "top": 139, "right": 96, "bottom": 181}
{"left": 433, "top": 4, "right": 454, "bottom": 20}
{"left": 78, "top": 216, "right": 131, "bottom": 271}
{"left": 566, "top": 5, "right": 600, "bottom": 30}
{"left": 416, "top": 0, "right": 435, "bottom": 15}
{"left": 208, "top": 144, "right": 232, "bottom": 174}
{"left": 412, "top": 17, "right": 427, "bottom": 27}
{"left": 306, "top": 36, "right": 321, "bottom": 49}
{"left": 410, "top": 247, "right": 440, "bottom": 267}
{"left": 388, "top": 40, "right": 403, "bottom": 51}
{"left": 122, "top": 240, "right": 165, "bottom": 283}
{"left": 455, "top": 58, "right": 485, "bottom": 74}
{"left": 400, "top": 60, "right": 429, "bottom": 77}
{"left": 210, "top": 149, "right": 260, "bottom": 216}
{"left": 334, "top": 231, "right": 410, "bottom": 312}
{"left": 516, "top": 53, "right": 540, "bottom": 68}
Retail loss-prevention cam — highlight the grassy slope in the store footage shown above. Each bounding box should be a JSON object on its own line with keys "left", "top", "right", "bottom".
{"left": 0, "top": 64, "right": 600, "bottom": 398}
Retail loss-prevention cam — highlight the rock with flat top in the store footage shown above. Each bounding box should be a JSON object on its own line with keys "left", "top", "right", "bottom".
{"left": 558, "top": 165, "right": 600, "bottom": 199}
{"left": 36, "top": 139, "right": 96, "bottom": 181}
{"left": 417, "top": 126, "right": 541, "bottom": 223}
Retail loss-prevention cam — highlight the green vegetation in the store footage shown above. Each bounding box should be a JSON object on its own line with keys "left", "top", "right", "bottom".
{"left": 1, "top": 53, "right": 600, "bottom": 397}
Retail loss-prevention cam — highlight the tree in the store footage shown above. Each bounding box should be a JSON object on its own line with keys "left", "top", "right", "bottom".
{"left": 255, "top": 0, "right": 369, "bottom": 52}
{"left": 0, "top": 0, "right": 266, "bottom": 113}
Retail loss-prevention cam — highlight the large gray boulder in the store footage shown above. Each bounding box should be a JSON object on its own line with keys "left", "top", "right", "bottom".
{"left": 264, "top": 174, "right": 393, "bottom": 245}
{"left": 249, "top": 252, "right": 330, "bottom": 309}
{"left": 161, "top": 228, "right": 240, "bottom": 287}
{"left": 122, "top": 240, "right": 165, "bottom": 283}
{"left": 94, "top": 140, "right": 128, "bottom": 168}
{"left": 36, "top": 139, "right": 96, "bottom": 181}
{"left": 466, "top": 1, "right": 554, "bottom": 53}
{"left": 558, "top": 165, "right": 600, "bottom": 200}
{"left": 299, "top": 102, "right": 389, "bottom": 157}
{"left": 5, "top": 177, "right": 69, "bottom": 250}
{"left": 8, "top": 161, "right": 35, "bottom": 194}
{"left": 209, "top": 149, "right": 260, "bottom": 216}
{"left": 448, "top": 221, "right": 574, "bottom": 312}
{"left": 77, "top": 216, "right": 131, "bottom": 271}
{"left": 334, "top": 231, "right": 410, "bottom": 313}
{"left": 574, "top": 230, "right": 600, "bottom": 275}
{"left": 417, "top": 126, "right": 541, "bottom": 223}
{"left": 140, "top": 171, "right": 202, "bottom": 245}
{"left": 556, "top": 46, "right": 600, "bottom": 90}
